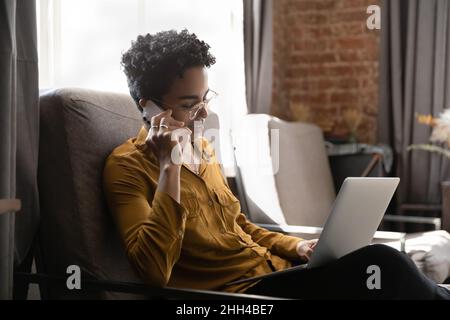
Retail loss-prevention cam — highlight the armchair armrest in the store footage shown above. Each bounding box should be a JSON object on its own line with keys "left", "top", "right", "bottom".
{"left": 14, "top": 272, "right": 282, "bottom": 300}
{"left": 0, "top": 198, "right": 21, "bottom": 215}
{"left": 384, "top": 203, "right": 443, "bottom": 230}
{"left": 257, "top": 223, "right": 406, "bottom": 251}
{"left": 383, "top": 214, "right": 442, "bottom": 230}
{"left": 256, "top": 223, "right": 322, "bottom": 239}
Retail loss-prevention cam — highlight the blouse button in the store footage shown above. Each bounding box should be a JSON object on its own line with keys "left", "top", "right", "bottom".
{"left": 208, "top": 200, "right": 213, "bottom": 207}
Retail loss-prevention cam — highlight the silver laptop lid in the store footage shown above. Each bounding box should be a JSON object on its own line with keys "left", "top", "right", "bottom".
{"left": 308, "top": 177, "right": 399, "bottom": 269}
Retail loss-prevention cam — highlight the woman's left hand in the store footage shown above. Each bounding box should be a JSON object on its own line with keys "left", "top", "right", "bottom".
{"left": 296, "top": 239, "right": 318, "bottom": 262}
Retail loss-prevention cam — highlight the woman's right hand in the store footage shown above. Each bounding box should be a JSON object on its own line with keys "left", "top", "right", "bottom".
{"left": 145, "top": 109, "right": 191, "bottom": 168}
{"left": 296, "top": 239, "right": 318, "bottom": 262}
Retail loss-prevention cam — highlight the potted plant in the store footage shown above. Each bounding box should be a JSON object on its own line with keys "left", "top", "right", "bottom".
{"left": 408, "top": 110, "right": 450, "bottom": 231}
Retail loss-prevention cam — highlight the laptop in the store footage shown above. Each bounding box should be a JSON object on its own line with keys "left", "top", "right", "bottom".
{"left": 226, "top": 177, "right": 400, "bottom": 286}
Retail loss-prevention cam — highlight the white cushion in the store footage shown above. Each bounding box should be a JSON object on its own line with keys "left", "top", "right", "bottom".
{"left": 406, "top": 230, "right": 450, "bottom": 283}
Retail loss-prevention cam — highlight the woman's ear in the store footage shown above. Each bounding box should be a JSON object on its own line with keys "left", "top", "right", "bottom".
{"left": 138, "top": 98, "right": 147, "bottom": 110}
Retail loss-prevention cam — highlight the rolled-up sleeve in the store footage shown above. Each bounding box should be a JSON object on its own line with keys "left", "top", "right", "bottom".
{"left": 236, "top": 213, "right": 303, "bottom": 261}
{"left": 103, "top": 156, "right": 186, "bottom": 287}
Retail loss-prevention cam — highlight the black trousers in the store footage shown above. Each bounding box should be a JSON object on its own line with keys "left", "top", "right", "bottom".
{"left": 245, "top": 244, "right": 450, "bottom": 300}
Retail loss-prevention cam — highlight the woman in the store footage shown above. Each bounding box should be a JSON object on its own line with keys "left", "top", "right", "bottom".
{"left": 103, "top": 29, "right": 450, "bottom": 299}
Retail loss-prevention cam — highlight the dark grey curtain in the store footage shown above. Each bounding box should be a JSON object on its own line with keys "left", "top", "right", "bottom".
{"left": 379, "top": 0, "right": 450, "bottom": 205}
{"left": 0, "top": 0, "right": 39, "bottom": 299}
{"left": 243, "top": 0, "right": 273, "bottom": 114}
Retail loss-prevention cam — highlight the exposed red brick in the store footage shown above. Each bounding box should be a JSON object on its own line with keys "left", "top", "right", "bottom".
{"left": 337, "top": 78, "right": 359, "bottom": 89}
{"left": 291, "top": 0, "right": 317, "bottom": 11}
{"left": 338, "top": 52, "right": 360, "bottom": 62}
{"left": 327, "top": 65, "right": 354, "bottom": 77}
{"left": 290, "top": 52, "right": 336, "bottom": 64}
{"left": 333, "top": 10, "right": 369, "bottom": 23}
{"left": 330, "top": 92, "right": 359, "bottom": 103}
{"left": 272, "top": 0, "right": 380, "bottom": 144}
{"left": 336, "top": 37, "right": 367, "bottom": 49}
{"left": 318, "top": 79, "right": 336, "bottom": 90}
{"left": 291, "top": 93, "right": 329, "bottom": 104}
{"left": 330, "top": 23, "right": 368, "bottom": 36}
{"left": 294, "top": 39, "right": 328, "bottom": 51}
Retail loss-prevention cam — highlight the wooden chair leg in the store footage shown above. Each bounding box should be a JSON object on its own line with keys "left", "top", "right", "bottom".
{"left": 361, "top": 154, "right": 382, "bottom": 177}
{"left": 441, "top": 182, "right": 450, "bottom": 232}
{"left": 0, "top": 199, "right": 21, "bottom": 215}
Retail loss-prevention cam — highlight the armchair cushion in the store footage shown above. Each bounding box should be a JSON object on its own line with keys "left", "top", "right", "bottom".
{"left": 38, "top": 88, "right": 144, "bottom": 299}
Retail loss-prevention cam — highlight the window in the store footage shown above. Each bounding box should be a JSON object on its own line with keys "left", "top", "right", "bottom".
{"left": 36, "top": 0, "right": 247, "bottom": 174}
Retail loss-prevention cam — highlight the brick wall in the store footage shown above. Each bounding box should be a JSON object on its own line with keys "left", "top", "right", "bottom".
{"left": 272, "top": 0, "right": 380, "bottom": 143}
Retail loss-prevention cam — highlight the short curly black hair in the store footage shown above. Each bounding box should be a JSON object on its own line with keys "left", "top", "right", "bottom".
{"left": 121, "top": 29, "right": 216, "bottom": 111}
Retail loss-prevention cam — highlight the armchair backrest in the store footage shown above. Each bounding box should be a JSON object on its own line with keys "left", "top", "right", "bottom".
{"left": 234, "top": 114, "right": 335, "bottom": 228}
{"left": 38, "top": 88, "right": 143, "bottom": 299}
{"left": 269, "top": 117, "right": 336, "bottom": 227}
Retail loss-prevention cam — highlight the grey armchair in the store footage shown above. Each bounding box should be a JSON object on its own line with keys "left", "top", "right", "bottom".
{"left": 27, "top": 88, "right": 274, "bottom": 300}
{"left": 232, "top": 114, "right": 450, "bottom": 283}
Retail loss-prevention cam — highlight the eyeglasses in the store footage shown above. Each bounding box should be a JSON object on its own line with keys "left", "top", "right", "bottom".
{"left": 186, "top": 89, "right": 218, "bottom": 120}
{"left": 147, "top": 89, "right": 218, "bottom": 121}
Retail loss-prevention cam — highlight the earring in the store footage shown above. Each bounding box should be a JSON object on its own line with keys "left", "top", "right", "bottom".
{"left": 142, "top": 116, "right": 151, "bottom": 125}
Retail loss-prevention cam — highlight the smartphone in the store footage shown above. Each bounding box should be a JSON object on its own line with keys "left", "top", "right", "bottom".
{"left": 142, "top": 100, "right": 192, "bottom": 145}
{"left": 142, "top": 100, "right": 165, "bottom": 126}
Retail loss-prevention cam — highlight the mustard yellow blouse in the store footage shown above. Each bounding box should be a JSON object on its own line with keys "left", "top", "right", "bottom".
{"left": 103, "top": 126, "right": 303, "bottom": 293}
